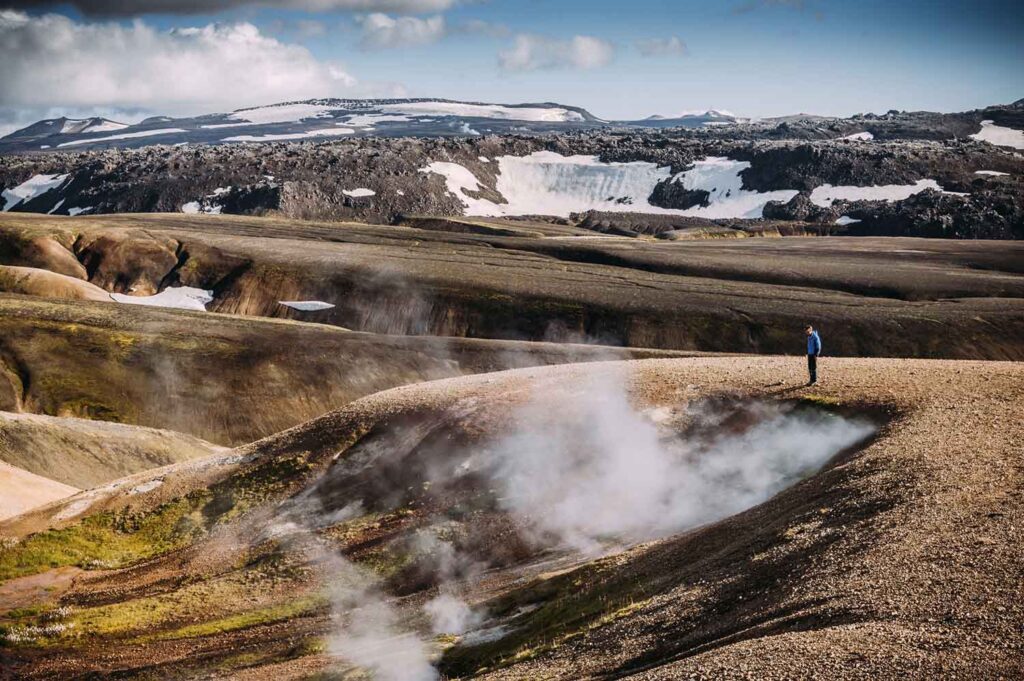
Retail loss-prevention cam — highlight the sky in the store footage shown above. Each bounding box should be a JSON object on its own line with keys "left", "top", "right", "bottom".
{"left": 0, "top": 0, "right": 1021, "bottom": 133}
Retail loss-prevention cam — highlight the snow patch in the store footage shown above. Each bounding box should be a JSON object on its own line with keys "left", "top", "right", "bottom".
{"left": 280, "top": 300, "right": 335, "bottom": 311}
{"left": 670, "top": 157, "right": 799, "bottom": 218}
{"left": 379, "top": 101, "right": 584, "bottom": 122}
{"left": 343, "top": 188, "right": 376, "bottom": 198}
{"left": 2, "top": 173, "right": 70, "bottom": 211}
{"left": 810, "top": 179, "right": 943, "bottom": 206}
{"left": 57, "top": 128, "right": 187, "bottom": 147}
{"left": 67, "top": 206, "right": 93, "bottom": 216}
{"left": 47, "top": 199, "right": 65, "bottom": 215}
{"left": 421, "top": 153, "right": 798, "bottom": 219}
{"left": 60, "top": 118, "right": 128, "bottom": 134}
{"left": 970, "top": 120, "right": 1024, "bottom": 150}
{"left": 111, "top": 286, "right": 214, "bottom": 311}
{"left": 975, "top": 170, "right": 1009, "bottom": 176}
{"left": 478, "top": 156, "right": 491, "bottom": 163}
{"left": 839, "top": 131, "right": 874, "bottom": 141}
{"left": 228, "top": 103, "right": 335, "bottom": 125}
{"left": 835, "top": 215, "right": 861, "bottom": 225}
{"left": 222, "top": 128, "right": 354, "bottom": 142}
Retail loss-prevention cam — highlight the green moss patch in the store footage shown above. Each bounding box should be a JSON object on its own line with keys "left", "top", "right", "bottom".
{"left": 0, "top": 495, "right": 210, "bottom": 584}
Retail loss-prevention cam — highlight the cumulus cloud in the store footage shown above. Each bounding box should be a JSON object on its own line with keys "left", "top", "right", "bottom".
{"left": 0, "top": 10, "right": 361, "bottom": 128}
{"left": 357, "top": 13, "right": 446, "bottom": 49}
{"left": 355, "top": 14, "right": 508, "bottom": 50}
{"left": 498, "top": 34, "right": 615, "bottom": 72}
{"left": 636, "top": 35, "right": 688, "bottom": 57}
{"left": 6, "top": 0, "right": 459, "bottom": 17}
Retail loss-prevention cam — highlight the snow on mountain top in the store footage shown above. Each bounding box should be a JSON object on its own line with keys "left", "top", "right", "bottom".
{"left": 228, "top": 103, "right": 336, "bottom": 125}
{"left": 648, "top": 109, "right": 738, "bottom": 120}
{"left": 378, "top": 101, "right": 585, "bottom": 122}
{"left": 57, "top": 128, "right": 188, "bottom": 147}
{"left": 221, "top": 128, "right": 354, "bottom": 142}
{"left": 224, "top": 99, "right": 587, "bottom": 125}
{"left": 60, "top": 118, "right": 128, "bottom": 135}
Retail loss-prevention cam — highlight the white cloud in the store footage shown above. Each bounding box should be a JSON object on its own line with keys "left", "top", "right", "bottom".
{"left": 357, "top": 13, "right": 446, "bottom": 49}
{"left": 498, "top": 34, "right": 615, "bottom": 72}
{"left": 8, "top": 0, "right": 459, "bottom": 16}
{"left": 636, "top": 35, "right": 688, "bottom": 57}
{"left": 0, "top": 10, "right": 359, "bottom": 121}
{"left": 456, "top": 18, "right": 509, "bottom": 38}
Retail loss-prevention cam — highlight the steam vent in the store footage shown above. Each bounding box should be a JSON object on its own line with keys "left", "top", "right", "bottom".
{"left": 1, "top": 2, "right": 1023, "bottom": 677}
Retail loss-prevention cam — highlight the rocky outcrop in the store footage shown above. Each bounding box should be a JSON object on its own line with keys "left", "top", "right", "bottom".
{"left": 762, "top": 193, "right": 839, "bottom": 222}
{"left": 648, "top": 178, "right": 709, "bottom": 210}
{"left": 2, "top": 128, "right": 1022, "bottom": 238}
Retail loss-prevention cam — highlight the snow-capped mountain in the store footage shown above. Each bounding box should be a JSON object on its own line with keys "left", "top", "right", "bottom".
{"left": 622, "top": 109, "right": 747, "bottom": 128}
{"left": 0, "top": 99, "right": 755, "bottom": 153}
{"left": 6, "top": 117, "right": 129, "bottom": 146}
{"left": 0, "top": 99, "right": 608, "bottom": 152}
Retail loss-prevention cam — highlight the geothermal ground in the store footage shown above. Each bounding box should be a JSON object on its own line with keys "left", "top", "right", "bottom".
{"left": 0, "top": 207, "right": 1021, "bottom": 680}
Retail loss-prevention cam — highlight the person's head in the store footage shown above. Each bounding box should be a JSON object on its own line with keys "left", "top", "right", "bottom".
{"left": 805, "top": 324, "right": 814, "bottom": 336}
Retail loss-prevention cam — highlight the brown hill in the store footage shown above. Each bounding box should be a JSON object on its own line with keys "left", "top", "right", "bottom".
{"left": 1, "top": 213, "right": 1022, "bottom": 358}
{"left": 0, "top": 295, "right": 690, "bottom": 445}
{"left": 0, "top": 411, "right": 224, "bottom": 489}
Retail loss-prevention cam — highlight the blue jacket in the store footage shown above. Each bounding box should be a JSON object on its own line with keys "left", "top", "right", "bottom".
{"left": 807, "top": 330, "right": 822, "bottom": 356}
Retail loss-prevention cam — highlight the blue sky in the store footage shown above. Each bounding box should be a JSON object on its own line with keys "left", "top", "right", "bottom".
{"left": 1, "top": 0, "right": 1022, "bottom": 125}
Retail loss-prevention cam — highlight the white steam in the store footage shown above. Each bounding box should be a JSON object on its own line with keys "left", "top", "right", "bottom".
{"left": 267, "top": 500, "right": 438, "bottom": 680}
{"left": 478, "top": 372, "right": 874, "bottom": 552}
{"left": 424, "top": 592, "right": 480, "bottom": 635}
{"left": 275, "top": 367, "right": 875, "bottom": 673}
{"left": 321, "top": 550, "right": 437, "bottom": 681}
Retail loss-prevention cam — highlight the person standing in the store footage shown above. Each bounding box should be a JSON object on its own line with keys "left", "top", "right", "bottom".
{"left": 805, "top": 325, "right": 822, "bottom": 385}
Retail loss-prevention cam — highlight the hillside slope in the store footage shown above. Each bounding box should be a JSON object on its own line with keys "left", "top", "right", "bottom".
{"left": 2, "top": 214, "right": 1022, "bottom": 359}
{"left": 0, "top": 357, "right": 1019, "bottom": 679}
{"left": 0, "top": 411, "right": 224, "bottom": 489}
{"left": 0, "top": 294, "right": 688, "bottom": 445}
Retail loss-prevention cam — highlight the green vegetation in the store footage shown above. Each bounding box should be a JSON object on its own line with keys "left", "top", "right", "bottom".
{"left": 0, "top": 495, "right": 210, "bottom": 583}
{"left": 0, "top": 456, "right": 314, "bottom": 585}
{"left": 146, "top": 594, "right": 325, "bottom": 641}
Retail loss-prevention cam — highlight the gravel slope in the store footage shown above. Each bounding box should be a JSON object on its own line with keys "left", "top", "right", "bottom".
{"left": 1, "top": 356, "right": 1019, "bottom": 679}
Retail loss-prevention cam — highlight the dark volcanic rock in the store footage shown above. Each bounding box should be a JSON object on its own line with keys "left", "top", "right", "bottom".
{"left": 648, "top": 177, "right": 710, "bottom": 210}
{"left": 836, "top": 189, "right": 1023, "bottom": 239}
{"left": 1, "top": 125, "right": 1022, "bottom": 238}
{"left": 763, "top": 193, "right": 839, "bottom": 223}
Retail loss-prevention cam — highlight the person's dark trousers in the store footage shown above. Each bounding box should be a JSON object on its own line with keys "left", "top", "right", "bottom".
{"left": 807, "top": 354, "right": 818, "bottom": 384}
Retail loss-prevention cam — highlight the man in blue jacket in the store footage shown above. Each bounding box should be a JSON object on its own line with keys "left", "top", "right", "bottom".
{"left": 805, "top": 325, "right": 822, "bottom": 385}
